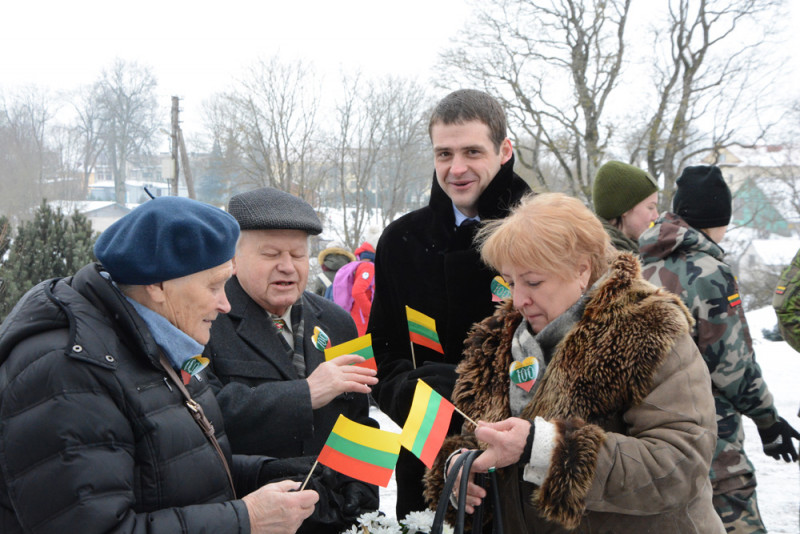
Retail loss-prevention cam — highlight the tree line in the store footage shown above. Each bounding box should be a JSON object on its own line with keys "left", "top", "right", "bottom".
{"left": 1, "top": 0, "right": 797, "bottom": 316}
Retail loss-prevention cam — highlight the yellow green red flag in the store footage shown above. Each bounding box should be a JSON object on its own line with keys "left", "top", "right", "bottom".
{"left": 399, "top": 380, "right": 455, "bottom": 468}
{"left": 405, "top": 306, "right": 444, "bottom": 354}
{"left": 325, "top": 334, "right": 376, "bottom": 371}
{"left": 318, "top": 414, "right": 400, "bottom": 487}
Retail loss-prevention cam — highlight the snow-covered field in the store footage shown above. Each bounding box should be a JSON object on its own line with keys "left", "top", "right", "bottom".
{"left": 373, "top": 306, "right": 800, "bottom": 532}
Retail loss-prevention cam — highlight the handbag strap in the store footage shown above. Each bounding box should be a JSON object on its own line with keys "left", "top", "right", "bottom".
{"left": 488, "top": 468, "right": 504, "bottom": 534}
{"left": 432, "top": 449, "right": 504, "bottom": 534}
{"left": 158, "top": 354, "right": 236, "bottom": 498}
{"left": 432, "top": 451, "right": 470, "bottom": 534}
{"left": 455, "top": 450, "right": 480, "bottom": 533}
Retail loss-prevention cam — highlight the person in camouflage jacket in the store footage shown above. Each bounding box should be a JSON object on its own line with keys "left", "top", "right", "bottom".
{"left": 773, "top": 247, "right": 800, "bottom": 355}
{"left": 639, "top": 165, "right": 800, "bottom": 534}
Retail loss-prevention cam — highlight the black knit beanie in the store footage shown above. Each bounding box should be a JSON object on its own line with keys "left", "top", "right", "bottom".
{"left": 673, "top": 165, "right": 732, "bottom": 229}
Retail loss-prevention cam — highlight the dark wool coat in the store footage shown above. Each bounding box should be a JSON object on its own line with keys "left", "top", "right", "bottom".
{"left": 205, "top": 276, "right": 374, "bottom": 458}
{"left": 0, "top": 264, "right": 263, "bottom": 533}
{"left": 424, "top": 254, "right": 723, "bottom": 533}
{"left": 368, "top": 155, "right": 530, "bottom": 517}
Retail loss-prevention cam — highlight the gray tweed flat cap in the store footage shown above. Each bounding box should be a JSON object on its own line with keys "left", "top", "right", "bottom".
{"left": 227, "top": 187, "right": 322, "bottom": 235}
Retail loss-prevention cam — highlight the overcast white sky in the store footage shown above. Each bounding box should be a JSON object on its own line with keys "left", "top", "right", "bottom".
{"left": 1, "top": 0, "right": 470, "bottom": 133}
{"left": 2, "top": 0, "right": 799, "bottom": 141}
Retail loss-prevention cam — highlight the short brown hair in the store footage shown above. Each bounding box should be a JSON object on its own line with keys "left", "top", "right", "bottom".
{"left": 428, "top": 89, "right": 507, "bottom": 152}
{"left": 478, "top": 193, "right": 612, "bottom": 286}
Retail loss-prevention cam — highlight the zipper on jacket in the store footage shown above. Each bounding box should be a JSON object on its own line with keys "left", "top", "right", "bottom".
{"left": 136, "top": 379, "right": 167, "bottom": 393}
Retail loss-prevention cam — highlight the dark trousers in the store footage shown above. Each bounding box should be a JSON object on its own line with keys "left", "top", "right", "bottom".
{"left": 395, "top": 449, "right": 428, "bottom": 520}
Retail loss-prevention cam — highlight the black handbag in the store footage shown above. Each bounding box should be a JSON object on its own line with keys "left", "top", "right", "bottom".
{"left": 431, "top": 450, "right": 504, "bottom": 534}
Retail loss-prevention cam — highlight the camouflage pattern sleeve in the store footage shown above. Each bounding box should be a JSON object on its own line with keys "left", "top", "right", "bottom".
{"left": 643, "top": 250, "right": 779, "bottom": 430}
{"left": 773, "top": 247, "right": 800, "bottom": 353}
{"left": 687, "top": 265, "right": 779, "bottom": 429}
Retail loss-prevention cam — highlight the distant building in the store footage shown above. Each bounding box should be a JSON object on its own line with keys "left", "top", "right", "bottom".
{"left": 702, "top": 144, "right": 800, "bottom": 237}
{"left": 49, "top": 201, "right": 135, "bottom": 234}
{"left": 739, "top": 238, "right": 800, "bottom": 275}
{"left": 87, "top": 179, "right": 187, "bottom": 205}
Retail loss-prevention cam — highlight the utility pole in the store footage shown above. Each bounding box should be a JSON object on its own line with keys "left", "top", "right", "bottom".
{"left": 169, "top": 96, "right": 196, "bottom": 199}
{"left": 178, "top": 128, "right": 196, "bottom": 199}
{"left": 170, "top": 97, "right": 180, "bottom": 197}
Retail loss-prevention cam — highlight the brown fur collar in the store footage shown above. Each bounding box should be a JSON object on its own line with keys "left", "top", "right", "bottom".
{"left": 453, "top": 252, "right": 691, "bottom": 427}
{"left": 423, "top": 253, "right": 693, "bottom": 528}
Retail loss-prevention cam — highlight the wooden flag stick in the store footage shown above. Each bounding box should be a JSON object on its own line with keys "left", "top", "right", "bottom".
{"left": 416, "top": 378, "right": 478, "bottom": 427}
{"left": 299, "top": 458, "right": 319, "bottom": 491}
{"left": 454, "top": 406, "right": 478, "bottom": 428}
{"left": 410, "top": 340, "right": 417, "bottom": 369}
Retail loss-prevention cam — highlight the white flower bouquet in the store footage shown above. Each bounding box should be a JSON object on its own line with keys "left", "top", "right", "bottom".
{"left": 341, "top": 509, "right": 454, "bottom": 534}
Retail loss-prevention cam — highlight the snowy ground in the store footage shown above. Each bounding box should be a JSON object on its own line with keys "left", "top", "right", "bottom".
{"left": 372, "top": 306, "right": 800, "bottom": 532}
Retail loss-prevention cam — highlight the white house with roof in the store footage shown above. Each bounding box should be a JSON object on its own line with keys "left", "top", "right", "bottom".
{"left": 703, "top": 144, "right": 800, "bottom": 236}
{"left": 49, "top": 201, "right": 137, "bottom": 233}
{"left": 739, "top": 238, "right": 800, "bottom": 273}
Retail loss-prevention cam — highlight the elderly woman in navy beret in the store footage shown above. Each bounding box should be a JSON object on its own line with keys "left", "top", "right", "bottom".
{"left": 0, "top": 196, "right": 318, "bottom": 534}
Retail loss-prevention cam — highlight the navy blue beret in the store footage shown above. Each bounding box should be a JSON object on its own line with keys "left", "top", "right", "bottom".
{"left": 228, "top": 187, "right": 322, "bottom": 235}
{"left": 94, "top": 196, "right": 240, "bottom": 285}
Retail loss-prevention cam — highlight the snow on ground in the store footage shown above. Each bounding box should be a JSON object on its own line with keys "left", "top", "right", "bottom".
{"left": 741, "top": 307, "right": 799, "bottom": 534}
{"left": 372, "top": 306, "right": 800, "bottom": 531}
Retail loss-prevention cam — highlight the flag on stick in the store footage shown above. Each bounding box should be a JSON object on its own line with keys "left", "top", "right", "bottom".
{"left": 325, "top": 334, "right": 376, "bottom": 371}
{"left": 318, "top": 415, "right": 400, "bottom": 487}
{"left": 399, "top": 380, "right": 455, "bottom": 468}
{"left": 406, "top": 306, "right": 444, "bottom": 354}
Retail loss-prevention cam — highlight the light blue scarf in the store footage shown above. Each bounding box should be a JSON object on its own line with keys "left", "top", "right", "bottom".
{"left": 126, "top": 297, "right": 205, "bottom": 371}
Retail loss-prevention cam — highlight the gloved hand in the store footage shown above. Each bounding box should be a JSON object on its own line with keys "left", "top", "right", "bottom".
{"left": 757, "top": 417, "right": 800, "bottom": 462}
{"left": 392, "top": 362, "right": 458, "bottom": 425}
{"left": 258, "top": 455, "right": 317, "bottom": 484}
{"left": 407, "top": 361, "right": 457, "bottom": 400}
{"left": 341, "top": 481, "right": 379, "bottom": 518}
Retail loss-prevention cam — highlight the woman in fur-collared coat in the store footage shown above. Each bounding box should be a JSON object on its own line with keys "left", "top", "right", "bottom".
{"left": 423, "top": 193, "right": 723, "bottom": 533}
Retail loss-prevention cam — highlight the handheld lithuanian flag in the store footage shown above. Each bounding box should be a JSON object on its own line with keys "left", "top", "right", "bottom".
{"left": 325, "top": 334, "right": 376, "bottom": 371}
{"left": 399, "top": 380, "right": 455, "bottom": 468}
{"left": 406, "top": 306, "right": 444, "bottom": 354}
{"left": 318, "top": 414, "right": 400, "bottom": 487}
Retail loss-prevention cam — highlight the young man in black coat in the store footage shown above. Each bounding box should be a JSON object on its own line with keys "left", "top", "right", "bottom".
{"left": 367, "top": 89, "right": 531, "bottom": 518}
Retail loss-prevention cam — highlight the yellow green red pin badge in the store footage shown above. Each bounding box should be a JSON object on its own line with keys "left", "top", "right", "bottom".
{"left": 509, "top": 356, "right": 539, "bottom": 392}
{"left": 312, "top": 326, "right": 331, "bottom": 351}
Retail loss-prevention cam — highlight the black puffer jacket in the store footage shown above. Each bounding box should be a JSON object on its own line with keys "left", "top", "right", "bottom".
{"left": 0, "top": 263, "right": 266, "bottom": 533}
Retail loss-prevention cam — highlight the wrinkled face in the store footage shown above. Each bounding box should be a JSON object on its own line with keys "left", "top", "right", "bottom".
{"left": 160, "top": 261, "right": 233, "bottom": 345}
{"left": 502, "top": 261, "right": 590, "bottom": 335}
{"left": 620, "top": 192, "right": 659, "bottom": 241}
{"left": 234, "top": 229, "right": 310, "bottom": 316}
{"left": 431, "top": 120, "right": 513, "bottom": 218}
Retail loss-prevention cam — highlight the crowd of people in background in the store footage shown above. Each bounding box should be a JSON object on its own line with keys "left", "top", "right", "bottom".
{"left": 0, "top": 87, "right": 798, "bottom": 534}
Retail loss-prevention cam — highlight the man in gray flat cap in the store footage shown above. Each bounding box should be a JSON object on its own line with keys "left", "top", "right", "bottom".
{"left": 205, "top": 187, "right": 380, "bottom": 532}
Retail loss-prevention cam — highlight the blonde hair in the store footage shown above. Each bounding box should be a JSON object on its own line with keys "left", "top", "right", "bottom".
{"left": 478, "top": 193, "right": 612, "bottom": 286}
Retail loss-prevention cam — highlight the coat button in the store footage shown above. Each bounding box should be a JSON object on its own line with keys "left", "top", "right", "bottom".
{"left": 105, "top": 355, "right": 115, "bottom": 363}
{"left": 72, "top": 345, "right": 83, "bottom": 353}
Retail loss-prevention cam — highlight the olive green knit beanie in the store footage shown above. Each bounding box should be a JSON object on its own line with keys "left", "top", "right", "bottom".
{"left": 592, "top": 161, "right": 658, "bottom": 220}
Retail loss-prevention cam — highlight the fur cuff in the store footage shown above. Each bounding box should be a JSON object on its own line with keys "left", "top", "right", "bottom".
{"left": 533, "top": 419, "right": 606, "bottom": 530}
